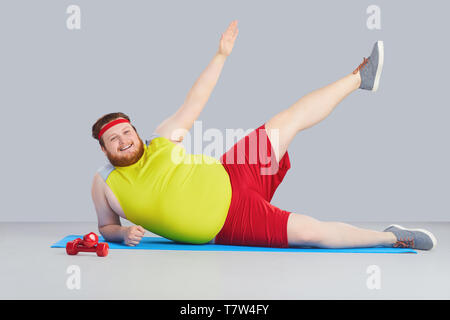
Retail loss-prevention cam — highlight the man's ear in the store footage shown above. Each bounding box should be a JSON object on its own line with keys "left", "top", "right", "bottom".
{"left": 101, "top": 145, "right": 107, "bottom": 154}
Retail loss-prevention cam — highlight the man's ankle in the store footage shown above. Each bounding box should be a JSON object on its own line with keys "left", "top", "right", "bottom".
{"left": 353, "top": 71, "right": 362, "bottom": 89}
{"left": 384, "top": 231, "right": 397, "bottom": 246}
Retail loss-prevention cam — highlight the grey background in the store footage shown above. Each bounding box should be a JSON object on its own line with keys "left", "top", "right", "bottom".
{"left": 0, "top": 0, "right": 448, "bottom": 222}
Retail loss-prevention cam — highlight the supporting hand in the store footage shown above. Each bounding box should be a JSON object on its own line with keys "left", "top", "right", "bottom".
{"left": 124, "top": 225, "right": 145, "bottom": 246}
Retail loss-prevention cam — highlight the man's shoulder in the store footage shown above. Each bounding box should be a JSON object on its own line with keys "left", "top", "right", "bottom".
{"left": 92, "top": 171, "right": 107, "bottom": 192}
{"left": 96, "top": 163, "right": 116, "bottom": 181}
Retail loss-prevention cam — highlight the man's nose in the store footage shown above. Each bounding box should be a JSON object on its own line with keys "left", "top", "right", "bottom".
{"left": 118, "top": 137, "right": 131, "bottom": 147}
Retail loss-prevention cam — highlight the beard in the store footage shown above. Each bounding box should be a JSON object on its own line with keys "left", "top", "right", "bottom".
{"left": 105, "top": 138, "right": 145, "bottom": 167}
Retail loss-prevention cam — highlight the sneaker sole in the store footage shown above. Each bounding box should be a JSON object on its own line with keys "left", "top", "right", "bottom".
{"left": 372, "top": 40, "right": 384, "bottom": 92}
{"left": 386, "top": 224, "right": 438, "bottom": 249}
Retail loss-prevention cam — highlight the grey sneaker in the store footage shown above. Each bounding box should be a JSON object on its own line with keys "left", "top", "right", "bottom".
{"left": 353, "top": 40, "right": 384, "bottom": 92}
{"left": 383, "top": 224, "right": 437, "bottom": 250}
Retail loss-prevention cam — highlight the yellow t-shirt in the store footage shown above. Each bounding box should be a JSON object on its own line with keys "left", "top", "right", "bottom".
{"left": 97, "top": 135, "right": 232, "bottom": 244}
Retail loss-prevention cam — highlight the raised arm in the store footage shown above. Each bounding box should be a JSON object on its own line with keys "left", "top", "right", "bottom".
{"left": 155, "top": 20, "right": 239, "bottom": 143}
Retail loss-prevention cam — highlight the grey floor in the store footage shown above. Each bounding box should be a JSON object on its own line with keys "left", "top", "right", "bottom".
{"left": 0, "top": 222, "right": 449, "bottom": 300}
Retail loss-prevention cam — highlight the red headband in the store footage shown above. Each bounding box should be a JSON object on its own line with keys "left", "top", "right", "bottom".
{"left": 98, "top": 118, "right": 130, "bottom": 140}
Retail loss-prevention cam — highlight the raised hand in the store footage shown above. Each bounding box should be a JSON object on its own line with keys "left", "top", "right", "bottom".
{"left": 218, "top": 20, "right": 239, "bottom": 56}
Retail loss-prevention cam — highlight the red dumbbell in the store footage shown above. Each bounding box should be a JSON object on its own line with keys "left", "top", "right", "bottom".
{"left": 82, "top": 232, "right": 99, "bottom": 248}
{"left": 66, "top": 232, "right": 109, "bottom": 257}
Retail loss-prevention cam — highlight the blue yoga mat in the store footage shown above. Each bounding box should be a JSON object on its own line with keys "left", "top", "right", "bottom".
{"left": 51, "top": 235, "right": 416, "bottom": 254}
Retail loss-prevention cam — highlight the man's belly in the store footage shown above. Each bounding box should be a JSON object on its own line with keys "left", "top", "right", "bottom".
{"left": 105, "top": 183, "right": 218, "bottom": 244}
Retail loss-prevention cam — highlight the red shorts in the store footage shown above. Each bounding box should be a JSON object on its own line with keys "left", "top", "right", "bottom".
{"left": 215, "top": 123, "right": 292, "bottom": 248}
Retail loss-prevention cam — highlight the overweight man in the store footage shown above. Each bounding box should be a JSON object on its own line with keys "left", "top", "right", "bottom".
{"left": 91, "top": 21, "right": 436, "bottom": 250}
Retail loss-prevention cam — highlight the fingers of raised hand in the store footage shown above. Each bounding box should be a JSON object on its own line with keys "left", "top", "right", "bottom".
{"left": 225, "top": 20, "right": 239, "bottom": 38}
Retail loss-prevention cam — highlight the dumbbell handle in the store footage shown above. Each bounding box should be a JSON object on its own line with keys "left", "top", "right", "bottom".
{"left": 74, "top": 245, "right": 98, "bottom": 253}
{"left": 79, "top": 239, "right": 96, "bottom": 248}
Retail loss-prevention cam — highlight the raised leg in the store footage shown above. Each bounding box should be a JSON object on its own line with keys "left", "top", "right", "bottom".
{"left": 287, "top": 212, "right": 397, "bottom": 248}
{"left": 265, "top": 40, "right": 385, "bottom": 163}
{"left": 265, "top": 71, "right": 361, "bottom": 163}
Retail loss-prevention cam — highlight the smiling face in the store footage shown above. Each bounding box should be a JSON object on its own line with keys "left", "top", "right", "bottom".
{"left": 100, "top": 119, "right": 145, "bottom": 167}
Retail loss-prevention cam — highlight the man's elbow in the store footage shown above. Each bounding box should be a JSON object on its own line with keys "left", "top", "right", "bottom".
{"left": 98, "top": 225, "right": 108, "bottom": 240}
{"left": 98, "top": 224, "right": 125, "bottom": 243}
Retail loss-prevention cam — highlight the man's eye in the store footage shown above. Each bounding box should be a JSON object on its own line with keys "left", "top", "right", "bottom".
{"left": 111, "top": 137, "right": 116, "bottom": 141}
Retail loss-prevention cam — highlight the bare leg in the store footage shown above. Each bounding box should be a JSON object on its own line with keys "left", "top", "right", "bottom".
{"left": 287, "top": 212, "right": 397, "bottom": 248}
{"left": 265, "top": 72, "right": 361, "bottom": 162}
